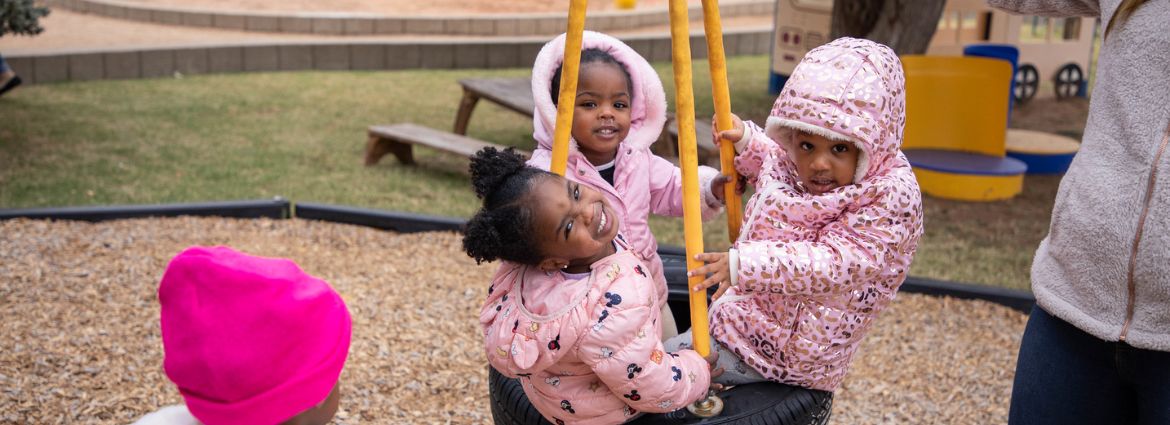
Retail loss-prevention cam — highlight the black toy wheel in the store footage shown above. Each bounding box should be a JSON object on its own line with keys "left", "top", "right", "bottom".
{"left": 488, "top": 366, "right": 833, "bottom": 424}
{"left": 1053, "top": 63, "right": 1084, "bottom": 100}
{"left": 1013, "top": 64, "right": 1039, "bottom": 104}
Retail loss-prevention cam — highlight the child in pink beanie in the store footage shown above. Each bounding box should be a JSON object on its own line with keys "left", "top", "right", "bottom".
{"left": 132, "top": 246, "right": 352, "bottom": 425}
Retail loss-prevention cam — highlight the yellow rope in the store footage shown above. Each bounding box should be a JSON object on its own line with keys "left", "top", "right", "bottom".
{"left": 701, "top": 0, "right": 743, "bottom": 242}
{"left": 668, "top": 0, "right": 711, "bottom": 358}
{"left": 549, "top": 0, "right": 588, "bottom": 176}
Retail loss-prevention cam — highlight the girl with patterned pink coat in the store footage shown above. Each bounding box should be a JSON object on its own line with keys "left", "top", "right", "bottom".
{"left": 528, "top": 31, "right": 729, "bottom": 338}
{"left": 464, "top": 148, "right": 716, "bottom": 424}
{"left": 685, "top": 37, "right": 924, "bottom": 392}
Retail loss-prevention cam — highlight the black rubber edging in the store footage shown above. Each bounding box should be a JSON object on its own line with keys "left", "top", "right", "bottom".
{"left": 0, "top": 198, "right": 290, "bottom": 221}
{"left": 293, "top": 202, "right": 465, "bottom": 234}
{"left": 0, "top": 200, "right": 1034, "bottom": 313}
{"left": 901, "top": 275, "right": 1034, "bottom": 313}
{"left": 660, "top": 255, "right": 1035, "bottom": 314}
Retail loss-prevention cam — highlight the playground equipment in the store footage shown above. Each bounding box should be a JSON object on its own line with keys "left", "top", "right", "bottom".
{"left": 1005, "top": 128, "right": 1080, "bottom": 174}
{"left": 769, "top": 0, "right": 1096, "bottom": 104}
{"left": 901, "top": 55, "right": 1028, "bottom": 201}
{"left": 487, "top": 0, "right": 837, "bottom": 423}
{"left": 546, "top": 0, "right": 741, "bottom": 389}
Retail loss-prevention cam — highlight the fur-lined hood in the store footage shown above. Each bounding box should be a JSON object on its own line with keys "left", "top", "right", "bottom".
{"left": 765, "top": 37, "right": 907, "bottom": 183}
{"left": 531, "top": 31, "right": 667, "bottom": 153}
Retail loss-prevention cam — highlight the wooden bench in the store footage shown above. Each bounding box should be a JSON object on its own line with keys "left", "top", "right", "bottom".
{"left": 454, "top": 77, "right": 535, "bottom": 135}
{"left": 365, "top": 123, "right": 530, "bottom": 166}
{"left": 663, "top": 117, "right": 719, "bottom": 166}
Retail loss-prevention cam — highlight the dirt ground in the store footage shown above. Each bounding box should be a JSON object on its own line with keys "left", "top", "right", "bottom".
{"left": 1010, "top": 96, "right": 1091, "bottom": 139}
{"left": 0, "top": 217, "right": 1027, "bottom": 424}
{"left": 121, "top": 0, "right": 687, "bottom": 14}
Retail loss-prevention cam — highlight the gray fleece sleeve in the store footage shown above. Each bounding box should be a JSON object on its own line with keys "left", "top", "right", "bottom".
{"left": 986, "top": 0, "right": 1100, "bottom": 17}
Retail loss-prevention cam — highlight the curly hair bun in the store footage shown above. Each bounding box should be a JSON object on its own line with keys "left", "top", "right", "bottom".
{"left": 469, "top": 147, "right": 528, "bottom": 200}
{"left": 461, "top": 210, "right": 501, "bottom": 264}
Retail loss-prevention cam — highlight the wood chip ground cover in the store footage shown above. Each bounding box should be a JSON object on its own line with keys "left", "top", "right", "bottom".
{"left": 0, "top": 217, "right": 1027, "bottom": 424}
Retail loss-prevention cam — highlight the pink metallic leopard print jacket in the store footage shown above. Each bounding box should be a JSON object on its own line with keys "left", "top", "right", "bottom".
{"left": 710, "top": 37, "right": 924, "bottom": 392}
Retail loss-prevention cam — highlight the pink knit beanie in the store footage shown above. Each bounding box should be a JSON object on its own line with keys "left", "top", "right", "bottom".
{"left": 158, "top": 246, "right": 352, "bottom": 425}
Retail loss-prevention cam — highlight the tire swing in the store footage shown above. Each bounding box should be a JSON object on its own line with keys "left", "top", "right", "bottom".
{"left": 488, "top": 0, "right": 831, "bottom": 423}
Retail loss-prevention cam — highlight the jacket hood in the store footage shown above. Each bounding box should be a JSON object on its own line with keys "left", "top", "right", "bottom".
{"left": 765, "top": 37, "right": 907, "bottom": 183}
{"left": 532, "top": 31, "right": 667, "bottom": 153}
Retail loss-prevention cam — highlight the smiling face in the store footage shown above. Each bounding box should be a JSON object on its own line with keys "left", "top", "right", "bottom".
{"left": 528, "top": 176, "right": 619, "bottom": 273}
{"left": 571, "top": 61, "right": 633, "bottom": 166}
{"left": 789, "top": 131, "right": 861, "bottom": 195}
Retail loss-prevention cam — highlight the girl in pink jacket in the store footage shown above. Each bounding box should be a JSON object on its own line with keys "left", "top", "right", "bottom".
{"left": 464, "top": 147, "right": 717, "bottom": 424}
{"left": 684, "top": 37, "right": 924, "bottom": 392}
{"left": 528, "top": 31, "right": 729, "bottom": 338}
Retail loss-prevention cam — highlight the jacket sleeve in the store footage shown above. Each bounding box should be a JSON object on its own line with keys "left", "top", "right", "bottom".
{"left": 733, "top": 120, "right": 781, "bottom": 185}
{"left": 732, "top": 179, "right": 923, "bottom": 296}
{"left": 987, "top": 0, "right": 1099, "bottom": 17}
{"left": 576, "top": 267, "right": 711, "bottom": 412}
{"left": 646, "top": 154, "right": 723, "bottom": 220}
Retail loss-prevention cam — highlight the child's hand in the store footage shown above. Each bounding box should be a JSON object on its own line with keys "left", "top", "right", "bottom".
{"left": 710, "top": 173, "right": 747, "bottom": 203}
{"left": 705, "top": 350, "right": 725, "bottom": 391}
{"left": 710, "top": 174, "right": 730, "bottom": 204}
{"left": 710, "top": 113, "right": 745, "bottom": 147}
{"left": 688, "top": 252, "right": 731, "bottom": 294}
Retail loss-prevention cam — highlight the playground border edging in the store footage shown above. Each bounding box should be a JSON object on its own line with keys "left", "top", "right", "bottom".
{"left": 0, "top": 200, "right": 1036, "bottom": 314}
{"left": 0, "top": 198, "right": 290, "bottom": 221}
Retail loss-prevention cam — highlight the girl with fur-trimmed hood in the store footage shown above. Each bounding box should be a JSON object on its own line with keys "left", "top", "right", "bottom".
{"left": 679, "top": 37, "right": 924, "bottom": 393}
{"left": 527, "top": 31, "right": 730, "bottom": 338}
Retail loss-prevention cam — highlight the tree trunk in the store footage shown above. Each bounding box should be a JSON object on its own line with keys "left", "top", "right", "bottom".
{"left": 830, "top": 0, "right": 946, "bottom": 55}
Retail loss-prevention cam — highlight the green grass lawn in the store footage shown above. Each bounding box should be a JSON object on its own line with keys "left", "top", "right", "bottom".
{"left": 0, "top": 55, "right": 1057, "bottom": 291}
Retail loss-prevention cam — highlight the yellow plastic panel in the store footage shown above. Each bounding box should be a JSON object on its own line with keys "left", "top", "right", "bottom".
{"left": 913, "top": 167, "right": 1023, "bottom": 201}
{"left": 901, "top": 55, "right": 1012, "bottom": 157}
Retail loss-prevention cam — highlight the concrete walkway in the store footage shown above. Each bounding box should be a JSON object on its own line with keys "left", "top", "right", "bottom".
{"left": 2, "top": 8, "right": 773, "bottom": 84}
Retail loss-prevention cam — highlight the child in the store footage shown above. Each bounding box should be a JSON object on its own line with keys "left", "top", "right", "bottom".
{"left": 528, "top": 31, "right": 730, "bottom": 338}
{"left": 132, "top": 246, "right": 352, "bottom": 425}
{"left": 679, "top": 37, "right": 924, "bottom": 392}
{"left": 465, "top": 147, "right": 718, "bottom": 424}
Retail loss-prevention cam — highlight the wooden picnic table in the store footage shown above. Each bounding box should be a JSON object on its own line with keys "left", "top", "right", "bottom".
{"left": 454, "top": 77, "right": 535, "bottom": 135}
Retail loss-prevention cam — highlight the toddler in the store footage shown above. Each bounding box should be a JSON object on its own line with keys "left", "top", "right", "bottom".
{"left": 529, "top": 31, "right": 730, "bottom": 338}
{"left": 465, "top": 147, "right": 718, "bottom": 424}
{"left": 677, "top": 37, "right": 924, "bottom": 392}
{"left": 132, "top": 246, "right": 352, "bottom": 425}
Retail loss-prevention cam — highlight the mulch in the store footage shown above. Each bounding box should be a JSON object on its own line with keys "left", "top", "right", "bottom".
{"left": 0, "top": 217, "right": 1027, "bottom": 424}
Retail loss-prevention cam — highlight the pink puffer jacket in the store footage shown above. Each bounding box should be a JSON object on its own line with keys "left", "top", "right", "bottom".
{"left": 482, "top": 238, "right": 710, "bottom": 425}
{"left": 710, "top": 38, "right": 924, "bottom": 392}
{"left": 528, "top": 31, "right": 722, "bottom": 308}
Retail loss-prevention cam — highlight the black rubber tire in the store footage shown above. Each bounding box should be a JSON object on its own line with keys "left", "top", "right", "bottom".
{"left": 489, "top": 366, "right": 552, "bottom": 425}
{"left": 488, "top": 366, "right": 833, "bottom": 425}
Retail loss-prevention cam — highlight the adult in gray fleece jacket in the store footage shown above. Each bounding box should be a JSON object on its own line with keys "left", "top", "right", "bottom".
{"left": 989, "top": 0, "right": 1170, "bottom": 424}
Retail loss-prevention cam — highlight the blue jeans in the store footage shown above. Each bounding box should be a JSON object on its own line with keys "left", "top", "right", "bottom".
{"left": 1009, "top": 306, "right": 1170, "bottom": 424}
